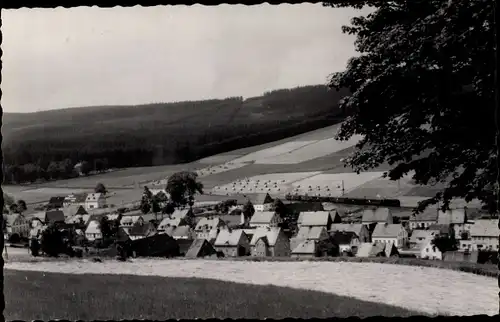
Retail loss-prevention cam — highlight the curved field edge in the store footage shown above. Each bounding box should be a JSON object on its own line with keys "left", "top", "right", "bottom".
{"left": 5, "top": 259, "right": 497, "bottom": 316}
{"left": 5, "top": 270, "right": 423, "bottom": 320}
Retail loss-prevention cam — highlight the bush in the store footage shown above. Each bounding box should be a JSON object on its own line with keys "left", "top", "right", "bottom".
{"left": 41, "top": 225, "right": 65, "bottom": 257}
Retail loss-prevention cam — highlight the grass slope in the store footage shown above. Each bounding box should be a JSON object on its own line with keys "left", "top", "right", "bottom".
{"left": 5, "top": 270, "right": 421, "bottom": 320}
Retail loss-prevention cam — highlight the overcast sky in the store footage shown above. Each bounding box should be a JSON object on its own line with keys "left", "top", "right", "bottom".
{"left": 2, "top": 4, "right": 365, "bottom": 113}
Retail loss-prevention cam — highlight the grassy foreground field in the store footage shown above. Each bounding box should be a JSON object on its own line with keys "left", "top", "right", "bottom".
{"left": 5, "top": 270, "right": 421, "bottom": 320}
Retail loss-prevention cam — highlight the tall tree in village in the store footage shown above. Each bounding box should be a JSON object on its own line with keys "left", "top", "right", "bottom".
{"left": 242, "top": 200, "right": 255, "bottom": 225}
{"left": 324, "top": 0, "right": 498, "bottom": 310}
{"left": 95, "top": 182, "right": 107, "bottom": 195}
{"left": 271, "top": 198, "right": 288, "bottom": 218}
{"left": 165, "top": 171, "right": 204, "bottom": 208}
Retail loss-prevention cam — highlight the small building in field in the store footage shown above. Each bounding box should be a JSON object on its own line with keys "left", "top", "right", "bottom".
{"left": 249, "top": 211, "right": 282, "bottom": 229}
{"left": 361, "top": 207, "right": 393, "bottom": 225}
{"left": 128, "top": 221, "right": 157, "bottom": 241}
{"left": 371, "top": 223, "right": 408, "bottom": 249}
{"left": 330, "top": 223, "right": 371, "bottom": 243}
{"left": 85, "top": 193, "right": 106, "bottom": 210}
{"left": 291, "top": 240, "right": 318, "bottom": 259}
{"left": 250, "top": 227, "right": 290, "bottom": 257}
{"left": 470, "top": 219, "right": 499, "bottom": 251}
{"left": 214, "top": 229, "right": 250, "bottom": 257}
{"left": 63, "top": 193, "right": 88, "bottom": 208}
{"left": 409, "top": 206, "right": 439, "bottom": 230}
{"left": 185, "top": 239, "right": 217, "bottom": 258}
{"left": 85, "top": 220, "right": 102, "bottom": 241}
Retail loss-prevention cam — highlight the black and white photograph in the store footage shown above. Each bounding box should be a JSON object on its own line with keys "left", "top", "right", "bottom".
{"left": 0, "top": 1, "right": 499, "bottom": 320}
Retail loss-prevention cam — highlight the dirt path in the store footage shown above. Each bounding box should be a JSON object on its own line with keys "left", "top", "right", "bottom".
{"left": 5, "top": 259, "right": 497, "bottom": 316}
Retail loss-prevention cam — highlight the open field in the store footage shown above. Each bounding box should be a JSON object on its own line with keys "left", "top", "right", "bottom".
{"left": 4, "top": 270, "right": 420, "bottom": 320}
{"left": 5, "top": 259, "right": 497, "bottom": 316}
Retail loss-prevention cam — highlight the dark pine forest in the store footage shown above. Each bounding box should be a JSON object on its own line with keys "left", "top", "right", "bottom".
{"left": 2, "top": 85, "right": 349, "bottom": 184}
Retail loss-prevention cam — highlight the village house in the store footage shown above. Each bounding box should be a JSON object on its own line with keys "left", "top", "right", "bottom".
{"left": 330, "top": 223, "right": 371, "bottom": 243}
{"left": 194, "top": 217, "right": 226, "bottom": 241}
{"left": 250, "top": 227, "right": 290, "bottom": 257}
{"left": 371, "top": 223, "right": 408, "bottom": 249}
{"left": 291, "top": 240, "right": 318, "bottom": 259}
{"left": 240, "top": 193, "right": 274, "bottom": 212}
{"left": 121, "top": 215, "right": 144, "bottom": 228}
{"left": 361, "top": 207, "right": 394, "bottom": 225}
{"left": 158, "top": 217, "right": 185, "bottom": 231}
{"left": 63, "top": 193, "right": 88, "bottom": 208}
{"left": 418, "top": 239, "right": 443, "bottom": 260}
{"left": 438, "top": 208, "right": 467, "bottom": 239}
{"left": 85, "top": 220, "right": 102, "bottom": 241}
{"left": 185, "top": 238, "right": 217, "bottom": 258}
{"left": 409, "top": 206, "right": 439, "bottom": 230}
{"left": 470, "top": 219, "right": 499, "bottom": 251}
{"left": 330, "top": 231, "right": 360, "bottom": 254}
{"left": 45, "top": 210, "right": 66, "bottom": 225}
{"left": 85, "top": 193, "right": 106, "bottom": 210}
{"left": 4, "top": 214, "right": 31, "bottom": 239}
{"left": 290, "top": 226, "right": 329, "bottom": 251}
{"left": 128, "top": 221, "right": 157, "bottom": 241}
{"left": 48, "top": 196, "right": 66, "bottom": 210}
{"left": 249, "top": 211, "right": 283, "bottom": 229}
{"left": 214, "top": 228, "right": 250, "bottom": 257}
{"left": 298, "top": 211, "right": 335, "bottom": 231}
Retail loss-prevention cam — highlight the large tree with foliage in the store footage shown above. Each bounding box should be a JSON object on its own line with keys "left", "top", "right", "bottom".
{"left": 325, "top": 0, "right": 497, "bottom": 213}
{"left": 165, "top": 171, "right": 204, "bottom": 208}
{"left": 95, "top": 183, "right": 107, "bottom": 195}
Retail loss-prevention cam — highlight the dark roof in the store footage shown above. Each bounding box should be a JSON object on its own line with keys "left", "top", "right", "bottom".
{"left": 283, "top": 201, "right": 325, "bottom": 212}
{"left": 129, "top": 222, "right": 155, "bottom": 236}
{"left": 45, "top": 210, "right": 65, "bottom": 223}
{"left": 185, "top": 239, "right": 216, "bottom": 258}
{"left": 234, "top": 193, "right": 273, "bottom": 205}
{"left": 330, "top": 231, "right": 358, "bottom": 245}
{"left": 75, "top": 206, "right": 88, "bottom": 215}
{"left": 74, "top": 193, "right": 88, "bottom": 203}
{"left": 410, "top": 206, "right": 439, "bottom": 222}
{"left": 427, "top": 224, "right": 451, "bottom": 234}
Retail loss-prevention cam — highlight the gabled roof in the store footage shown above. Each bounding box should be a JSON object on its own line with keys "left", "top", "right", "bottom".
{"left": 372, "top": 223, "right": 404, "bottom": 238}
{"left": 249, "top": 227, "right": 282, "bottom": 246}
{"left": 240, "top": 193, "right": 272, "bottom": 205}
{"left": 470, "top": 219, "right": 499, "bottom": 238}
{"left": 291, "top": 239, "right": 316, "bottom": 255}
{"left": 85, "top": 220, "right": 101, "bottom": 234}
{"left": 308, "top": 226, "right": 328, "bottom": 240}
{"left": 121, "top": 215, "right": 143, "bottom": 226}
{"left": 296, "top": 226, "right": 311, "bottom": 239}
{"left": 75, "top": 205, "right": 88, "bottom": 215}
{"left": 162, "top": 226, "right": 176, "bottom": 236}
{"left": 49, "top": 196, "right": 65, "bottom": 205}
{"left": 330, "top": 231, "right": 358, "bottom": 245}
{"left": 438, "top": 209, "right": 466, "bottom": 225}
{"left": 86, "top": 193, "right": 104, "bottom": 202}
{"left": 299, "top": 211, "right": 331, "bottom": 227}
{"left": 362, "top": 208, "right": 392, "bottom": 223}
{"left": 330, "top": 223, "right": 365, "bottom": 235}
{"left": 410, "top": 206, "right": 439, "bottom": 222}
{"left": 214, "top": 229, "right": 246, "bottom": 246}
{"left": 45, "top": 210, "right": 65, "bottom": 223}
{"left": 355, "top": 243, "right": 374, "bottom": 257}
{"left": 185, "top": 239, "right": 216, "bottom": 258}
{"left": 195, "top": 217, "right": 224, "bottom": 231}
{"left": 158, "top": 217, "right": 182, "bottom": 229}
{"left": 249, "top": 211, "right": 277, "bottom": 225}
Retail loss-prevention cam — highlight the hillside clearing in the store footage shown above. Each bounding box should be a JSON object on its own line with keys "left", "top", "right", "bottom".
{"left": 4, "top": 270, "right": 420, "bottom": 320}
{"left": 6, "top": 259, "right": 497, "bottom": 316}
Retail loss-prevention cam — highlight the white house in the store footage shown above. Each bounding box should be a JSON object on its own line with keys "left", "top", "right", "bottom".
{"left": 85, "top": 193, "right": 106, "bottom": 210}
{"left": 85, "top": 220, "right": 102, "bottom": 241}
{"left": 371, "top": 223, "right": 408, "bottom": 249}
{"left": 470, "top": 219, "right": 499, "bottom": 251}
{"left": 240, "top": 193, "right": 273, "bottom": 212}
{"left": 214, "top": 228, "right": 251, "bottom": 257}
{"left": 418, "top": 239, "right": 443, "bottom": 260}
{"left": 361, "top": 208, "right": 393, "bottom": 225}
{"left": 409, "top": 206, "right": 439, "bottom": 230}
{"left": 194, "top": 217, "right": 226, "bottom": 241}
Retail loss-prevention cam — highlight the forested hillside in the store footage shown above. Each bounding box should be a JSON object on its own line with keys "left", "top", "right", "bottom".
{"left": 2, "top": 85, "right": 349, "bottom": 184}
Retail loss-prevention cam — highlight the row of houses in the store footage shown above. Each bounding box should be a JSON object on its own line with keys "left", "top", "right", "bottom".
{"left": 49, "top": 193, "right": 106, "bottom": 210}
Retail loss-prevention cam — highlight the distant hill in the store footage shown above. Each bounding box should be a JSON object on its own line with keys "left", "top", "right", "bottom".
{"left": 2, "top": 84, "right": 350, "bottom": 184}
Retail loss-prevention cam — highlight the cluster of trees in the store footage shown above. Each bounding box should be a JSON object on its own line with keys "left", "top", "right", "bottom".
{"left": 3, "top": 85, "right": 348, "bottom": 184}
